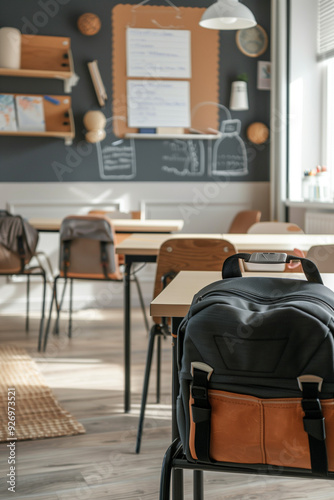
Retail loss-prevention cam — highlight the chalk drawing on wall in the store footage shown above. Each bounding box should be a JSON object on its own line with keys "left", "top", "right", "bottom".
{"left": 161, "top": 139, "right": 205, "bottom": 177}
{"left": 210, "top": 119, "right": 248, "bottom": 177}
{"left": 96, "top": 117, "right": 136, "bottom": 180}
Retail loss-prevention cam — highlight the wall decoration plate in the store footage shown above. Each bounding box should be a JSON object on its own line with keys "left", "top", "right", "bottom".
{"left": 236, "top": 25, "right": 268, "bottom": 58}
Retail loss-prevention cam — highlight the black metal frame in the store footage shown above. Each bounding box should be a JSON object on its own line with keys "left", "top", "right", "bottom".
{"left": 136, "top": 272, "right": 176, "bottom": 453}
{"left": 124, "top": 254, "right": 157, "bottom": 413}
{"left": 0, "top": 266, "right": 47, "bottom": 352}
{"left": 43, "top": 269, "right": 149, "bottom": 352}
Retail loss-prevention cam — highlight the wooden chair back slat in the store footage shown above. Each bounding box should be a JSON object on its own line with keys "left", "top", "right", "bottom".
{"left": 228, "top": 210, "right": 262, "bottom": 233}
{"left": 153, "top": 238, "right": 237, "bottom": 324}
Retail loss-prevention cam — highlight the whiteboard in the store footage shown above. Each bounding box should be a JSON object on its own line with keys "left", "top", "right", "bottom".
{"left": 127, "top": 80, "right": 191, "bottom": 128}
{"left": 126, "top": 28, "right": 191, "bottom": 78}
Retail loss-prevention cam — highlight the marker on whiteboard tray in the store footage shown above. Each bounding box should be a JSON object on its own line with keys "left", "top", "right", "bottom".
{"left": 44, "top": 96, "right": 61, "bottom": 105}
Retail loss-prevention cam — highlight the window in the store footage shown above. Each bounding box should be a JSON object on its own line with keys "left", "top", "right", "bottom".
{"left": 288, "top": 0, "right": 334, "bottom": 203}
{"left": 322, "top": 58, "right": 334, "bottom": 199}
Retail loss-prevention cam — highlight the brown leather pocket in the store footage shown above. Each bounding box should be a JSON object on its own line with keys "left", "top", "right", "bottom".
{"left": 189, "top": 391, "right": 264, "bottom": 464}
{"left": 189, "top": 389, "right": 334, "bottom": 470}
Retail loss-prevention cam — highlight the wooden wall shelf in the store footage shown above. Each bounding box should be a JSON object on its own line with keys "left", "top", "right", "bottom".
{"left": 0, "top": 35, "right": 75, "bottom": 92}
{"left": 0, "top": 93, "right": 75, "bottom": 145}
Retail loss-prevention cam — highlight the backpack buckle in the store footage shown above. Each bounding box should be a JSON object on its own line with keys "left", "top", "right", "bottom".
{"left": 191, "top": 362, "right": 213, "bottom": 380}
{"left": 297, "top": 375, "right": 323, "bottom": 392}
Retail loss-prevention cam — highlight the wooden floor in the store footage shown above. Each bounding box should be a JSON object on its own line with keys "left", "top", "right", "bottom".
{"left": 0, "top": 308, "right": 334, "bottom": 499}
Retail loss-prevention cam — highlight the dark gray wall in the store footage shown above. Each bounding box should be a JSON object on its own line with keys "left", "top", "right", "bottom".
{"left": 0, "top": 0, "right": 270, "bottom": 182}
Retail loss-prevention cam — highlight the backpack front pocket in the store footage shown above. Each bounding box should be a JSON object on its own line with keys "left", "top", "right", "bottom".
{"left": 188, "top": 389, "right": 334, "bottom": 470}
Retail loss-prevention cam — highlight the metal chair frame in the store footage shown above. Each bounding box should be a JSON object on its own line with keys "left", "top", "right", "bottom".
{"left": 43, "top": 265, "right": 149, "bottom": 351}
{"left": 0, "top": 266, "right": 47, "bottom": 352}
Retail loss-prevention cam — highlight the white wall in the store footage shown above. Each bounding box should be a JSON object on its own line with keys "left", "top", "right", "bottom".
{"left": 288, "top": 0, "right": 322, "bottom": 201}
{"left": 0, "top": 181, "right": 270, "bottom": 313}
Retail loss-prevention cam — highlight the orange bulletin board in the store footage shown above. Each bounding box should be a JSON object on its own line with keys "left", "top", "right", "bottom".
{"left": 112, "top": 4, "right": 220, "bottom": 138}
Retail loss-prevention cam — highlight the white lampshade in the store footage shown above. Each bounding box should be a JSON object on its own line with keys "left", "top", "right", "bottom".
{"left": 199, "top": 0, "right": 256, "bottom": 30}
{"left": 229, "top": 81, "right": 249, "bottom": 110}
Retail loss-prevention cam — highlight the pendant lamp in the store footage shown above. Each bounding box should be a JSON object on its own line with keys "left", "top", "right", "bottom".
{"left": 199, "top": 0, "right": 257, "bottom": 30}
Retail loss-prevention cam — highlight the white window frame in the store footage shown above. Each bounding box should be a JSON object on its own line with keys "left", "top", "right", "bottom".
{"left": 322, "top": 58, "right": 334, "bottom": 199}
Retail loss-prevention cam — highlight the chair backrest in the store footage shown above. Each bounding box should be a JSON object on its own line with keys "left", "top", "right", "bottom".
{"left": 228, "top": 210, "right": 262, "bottom": 233}
{"left": 306, "top": 245, "right": 334, "bottom": 272}
{"left": 0, "top": 214, "right": 39, "bottom": 273}
{"left": 153, "top": 237, "right": 237, "bottom": 323}
{"left": 59, "top": 215, "right": 121, "bottom": 280}
{"left": 247, "top": 222, "right": 304, "bottom": 234}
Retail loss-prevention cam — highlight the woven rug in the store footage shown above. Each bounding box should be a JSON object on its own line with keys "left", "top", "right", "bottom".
{"left": 0, "top": 346, "right": 85, "bottom": 442}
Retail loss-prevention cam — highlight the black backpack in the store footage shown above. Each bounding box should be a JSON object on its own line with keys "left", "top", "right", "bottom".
{"left": 176, "top": 252, "right": 334, "bottom": 477}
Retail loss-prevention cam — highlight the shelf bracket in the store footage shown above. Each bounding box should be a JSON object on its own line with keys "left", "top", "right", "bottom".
{"left": 64, "top": 49, "right": 80, "bottom": 93}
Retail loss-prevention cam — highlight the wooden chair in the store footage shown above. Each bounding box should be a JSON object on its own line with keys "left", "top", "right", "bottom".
{"left": 89, "top": 209, "right": 149, "bottom": 330}
{"left": 136, "top": 237, "right": 237, "bottom": 453}
{"left": 306, "top": 245, "right": 334, "bottom": 272}
{"left": 247, "top": 222, "right": 304, "bottom": 234}
{"left": 43, "top": 214, "right": 148, "bottom": 350}
{"left": 228, "top": 210, "right": 262, "bottom": 233}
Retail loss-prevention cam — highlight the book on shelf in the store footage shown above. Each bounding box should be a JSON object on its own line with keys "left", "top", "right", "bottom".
{"left": 0, "top": 94, "right": 17, "bottom": 132}
{"left": 15, "top": 96, "right": 46, "bottom": 132}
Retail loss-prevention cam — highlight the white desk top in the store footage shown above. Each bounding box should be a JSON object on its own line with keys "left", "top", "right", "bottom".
{"left": 116, "top": 232, "right": 334, "bottom": 255}
{"left": 29, "top": 218, "right": 184, "bottom": 233}
{"left": 150, "top": 270, "right": 334, "bottom": 318}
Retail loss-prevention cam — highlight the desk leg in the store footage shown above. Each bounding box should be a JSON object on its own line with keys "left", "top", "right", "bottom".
{"left": 124, "top": 261, "right": 132, "bottom": 413}
{"left": 171, "top": 318, "right": 184, "bottom": 500}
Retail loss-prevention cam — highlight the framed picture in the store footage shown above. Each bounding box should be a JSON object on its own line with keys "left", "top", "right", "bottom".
{"left": 236, "top": 25, "right": 268, "bottom": 58}
{"left": 257, "top": 61, "right": 271, "bottom": 90}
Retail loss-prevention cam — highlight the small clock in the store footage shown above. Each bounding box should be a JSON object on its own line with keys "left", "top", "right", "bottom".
{"left": 236, "top": 25, "right": 268, "bottom": 58}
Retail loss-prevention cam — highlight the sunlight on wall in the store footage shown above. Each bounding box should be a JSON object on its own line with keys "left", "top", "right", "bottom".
{"left": 288, "top": 77, "right": 304, "bottom": 200}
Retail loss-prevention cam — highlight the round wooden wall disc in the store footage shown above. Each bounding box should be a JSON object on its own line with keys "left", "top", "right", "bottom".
{"left": 247, "top": 122, "right": 269, "bottom": 144}
{"left": 77, "top": 13, "right": 101, "bottom": 36}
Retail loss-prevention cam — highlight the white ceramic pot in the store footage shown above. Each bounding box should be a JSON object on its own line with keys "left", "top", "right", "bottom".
{"left": 0, "top": 27, "right": 21, "bottom": 69}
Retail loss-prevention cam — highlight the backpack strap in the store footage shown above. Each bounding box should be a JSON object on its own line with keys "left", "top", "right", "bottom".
{"left": 190, "top": 362, "right": 213, "bottom": 463}
{"left": 100, "top": 241, "right": 110, "bottom": 279}
{"left": 62, "top": 240, "right": 71, "bottom": 278}
{"left": 298, "top": 375, "right": 328, "bottom": 476}
{"left": 17, "top": 234, "right": 26, "bottom": 272}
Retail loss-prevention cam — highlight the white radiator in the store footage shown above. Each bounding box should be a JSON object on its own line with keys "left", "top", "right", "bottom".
{"left": 305, "top": 211, "right": 334, "bottom": 234}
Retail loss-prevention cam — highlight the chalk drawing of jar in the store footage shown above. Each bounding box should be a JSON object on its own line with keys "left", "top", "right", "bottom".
{"left": 161, "top": 139, "right": 205, "bottom": 177}
{"left": 210, "top": 119, "right": 248, "bottom": 177}
{"left": 96, "top": 117, "right": 136, "bottom": 180}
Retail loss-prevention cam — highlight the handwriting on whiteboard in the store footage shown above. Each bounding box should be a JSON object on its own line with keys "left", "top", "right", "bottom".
{"left": 126, "top": 28, "right": 191, "bottom": 78}
{"left": 127, "top": 80, "right": 190, "bottom": 128}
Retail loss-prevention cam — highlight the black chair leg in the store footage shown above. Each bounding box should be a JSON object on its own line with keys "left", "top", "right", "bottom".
{"left": 37, "top": 273, "right": 47, "bottom": 352}
{"left": 193, "top": 471, "right": 204, "bottom": 500}
{"left": 43, "top": 277, "right": 58, "bottom": 351}
{"left": 133, "top": 273, "right": 150, "bottom": 332}
{"left": 54, "top": 278, "right": 67, "bottom": 335}
{"left": 156, "top": 334, "right": 161, "bottom": 404}
{"left": 68, "top": 278, "right": 73, "bottom": 338}
{"left": 25, "top": 274, "right": 30, "bottom": 333}
{"left": 136, "top": 324, "right": 160, "bottom": 454}
{"left": 159, "top": 439, "right": 183, "bottom": 500}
